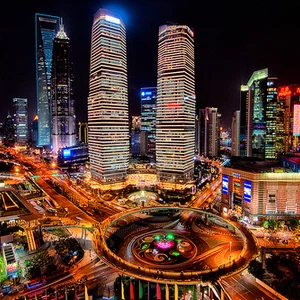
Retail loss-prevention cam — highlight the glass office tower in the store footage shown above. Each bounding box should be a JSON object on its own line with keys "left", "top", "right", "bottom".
{"left": 241, "top": 68, "right": 278, "bottom": 159}
{"left": 13, "top": 98, "right": 28, "bottom": 146}
{"left": 51, "top": 21, "right": 76, "bottom": 154}
{"left": 88, "top": 9, "right": 129, "bottom": 186}
{"left": 141, "top": 87, "right": 157, "bottom": 158}
{"left": 35, "top": 13, "right": 60, "bottom": 147}
{"left": 156, "top": 24, "right": 196, "bottom": 186}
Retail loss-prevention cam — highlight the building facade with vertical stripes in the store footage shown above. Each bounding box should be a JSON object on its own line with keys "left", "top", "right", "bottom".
{"left": 156, "top": 24, "right": 195, "bottom": 187}
{"left": 88, "top": 9, "right": 129, "bottom": 186}
{"left": 51, "top": 21, "right": 76, "bottom": 154}
{"left": 35, "top": 13, "right": 60, "bottom": 147}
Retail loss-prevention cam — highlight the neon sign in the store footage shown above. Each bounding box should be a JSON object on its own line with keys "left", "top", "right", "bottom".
{"left": 278, "top": 86, "right": 291, "bottom": 97}
{"left": 278, "top": 86, "right": 300, "bottom": 97}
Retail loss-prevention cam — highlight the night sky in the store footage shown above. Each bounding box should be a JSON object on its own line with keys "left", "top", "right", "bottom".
{"left": 2, "top": 0, "right": 300, "bottom": 130}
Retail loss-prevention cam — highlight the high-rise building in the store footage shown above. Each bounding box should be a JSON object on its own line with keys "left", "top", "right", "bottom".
{"left": 156, "top": 24, "right": 195, "bottom": 187}
{"left": 13, "top": 98, "right": 28, "bottom": 146}
{"left": 141, "top": 87, "right": 157, "bottom": 157}
{"left": 29, "top": 116, "right": 38, "bottom": 146}
{"left": 197, "top": 109, "right": 205, "bottom": 156}
{"left": 239, "top": 85, "right": 248, "bottom": 157}
{"left": 231, "top": 111, "right": 240, "bottom": 156}
{"left": 130, "top": 116, "right": 141, "bottom": 157}
{"left": 2, "top": 113, "right": 15, "bottom": 147}
{"left": 88, "top": 9, "right": 129, "bottom": 187}
{"left": 35, "top": 13, "right": 60, "bottom": 147}
{"left": 78, "top": 122, "right": 88, "bottom": 145}
{"left": 240, "top": 68, "right": 278, "bottom": 159}
{"left": 51, "top": 20, "right": 76, "bottom": 154}
{"left": 203, "top": 107, "right": 221, "bottom": 157}
{"left": 277, "top": 85, "right": 300, "bottom": 154}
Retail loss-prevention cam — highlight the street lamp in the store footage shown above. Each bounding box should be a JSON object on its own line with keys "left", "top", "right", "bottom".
{"left": 229, "top": 241, "right": 232, "bottom": 260}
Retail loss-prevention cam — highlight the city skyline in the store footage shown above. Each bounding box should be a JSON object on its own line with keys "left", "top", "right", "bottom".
{"left": 2, "top": 0, "right": 300, "bottom": 130}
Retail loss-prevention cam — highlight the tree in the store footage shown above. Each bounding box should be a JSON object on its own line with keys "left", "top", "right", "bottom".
{"left": 24, "top": 250, "right": 54, "bottom": 280}
{"left": 248, "top": 259, "right": 265, "bottom": 279}
{"left": 54, "top": 237, "right": 82, "bottom": 265}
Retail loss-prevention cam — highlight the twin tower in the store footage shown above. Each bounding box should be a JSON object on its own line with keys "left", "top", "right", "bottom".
{"left": 88, "top": 9, "right": 196, "bottom": 190}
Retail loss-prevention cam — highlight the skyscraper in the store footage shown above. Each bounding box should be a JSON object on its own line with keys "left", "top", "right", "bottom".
{"left": 141, "top": 87, "right": 157, "bottom": 158}
{"left": 156, "top": 24, "right": 195, "bottom": 187}
{"left": 35, "top": 13, "right": 60, "bottom": 147}
{"left": 277, "top": 85, "right": 300, "bottom": 154}
{"left": 13, "top": 98, "right": 28, "bottom": 146}
{"left": 88, "top": 9, "right": 129, "bottom": 187}
{"left": 241, "top": 68, "right": 278, "bottom": 159}
{"left": 231, "top": 110, "right": 240, "bottom": 156}
{"left": 203, "top": 107, "right": 221, "bottom": 157}
{"left": 51, "top": 20, "right": 76, "bottom": 154}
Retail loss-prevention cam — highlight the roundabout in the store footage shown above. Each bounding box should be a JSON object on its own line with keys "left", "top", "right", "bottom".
{"left": 93, "top": 206, "right": 259, "bottom": 284}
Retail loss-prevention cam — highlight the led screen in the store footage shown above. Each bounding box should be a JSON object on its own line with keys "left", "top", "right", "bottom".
{"left": 222, "top": 175, "right": 229, "bottom": 195}
{"left": 63, "top": 149, "right": 71, "bottom": 157}
{"left": 244, "top": 180, "right": 252, "bottom": 202}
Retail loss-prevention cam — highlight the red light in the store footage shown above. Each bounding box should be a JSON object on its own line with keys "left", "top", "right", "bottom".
{"left": 278, "top": 86, "right": 291, "bottom": 97}
{"left": 167, "top": 103, "right": 180, "bottom": 108}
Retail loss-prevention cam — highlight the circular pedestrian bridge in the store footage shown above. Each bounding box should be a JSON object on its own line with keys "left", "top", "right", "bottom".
{"left": 93, "top": 206, "right": 259, "bottom": 284}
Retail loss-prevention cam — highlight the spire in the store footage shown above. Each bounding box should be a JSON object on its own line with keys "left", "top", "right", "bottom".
{"left": 56, "top": 17, "right": 69, "bottom": 39}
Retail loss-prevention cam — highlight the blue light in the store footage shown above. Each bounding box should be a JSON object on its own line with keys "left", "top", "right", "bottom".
{"left": 222, "top": 175, "right": 229, "bottom": 195}
{"left": 63, "top": 149, "right": 71, "bottom": 157}
{"left": 105, "top": 15, "right": 120, "bottom": 24}
{"left": 244, "top": 180, "right": 252, "bottom": 202}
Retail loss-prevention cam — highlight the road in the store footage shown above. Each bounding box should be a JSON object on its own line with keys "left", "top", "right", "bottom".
{"left": 221, "top": 271, "right": 278, "bottom": 300}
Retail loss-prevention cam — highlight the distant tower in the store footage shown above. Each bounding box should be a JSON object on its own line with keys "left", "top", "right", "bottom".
{"left": 241, "top": 68, "right": 278, "bottom": 159}
{"left": 2, "top": 113, "right": 15, "bottom": 147}
{"left": 231, "top": 110, "right": 240, "bottom": 156}
{"left": 130, "top": 116, "right": 141, "bottom": 157}
{"left": 203, "top": 107, "right": 221, "bottom": 157}
{"left": 277, "top": 84, "right": 300, "bottom": 154}
{"left": 51, "top": 19, "right": 76, "bottom": 154}
{"left": 29, "top": 116, "right": 38, "bottom": 146}
{"left": 35, "top": 13, "right": 60, "bottom": 148}
{"left": 156, "top": 24, "right": 195, "bottom": 187}
{"left": 13, "top": 98, "right": 28, "bottom": 146}
{"left": 78, "top": 122, "right": 88, "bottom": 145}
{"left": 197, "top": 109, "right": 205, "bottom": 156}
{"left": 141, "top": 87, "right": 157, "bottom": 158}
{"left": 88, "top": 9, "right": 129, "bottom": 186}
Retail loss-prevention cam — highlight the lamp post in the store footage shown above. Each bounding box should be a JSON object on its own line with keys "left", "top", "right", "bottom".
{"left": 229, "top": 241, "right": 232, "bottom": 261}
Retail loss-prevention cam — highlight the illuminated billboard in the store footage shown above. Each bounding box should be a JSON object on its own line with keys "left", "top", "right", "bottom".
{"left": 293, "top": 104, "right": 300, "bottom": 136}
{"left": 222, "top": 175, "right": 229, "bottom": 195}
{"left": 244, "top": 180, "right": 252, "bottom": 202}
{"left": 63, "top": 149, "right": 71, "bottom": 157}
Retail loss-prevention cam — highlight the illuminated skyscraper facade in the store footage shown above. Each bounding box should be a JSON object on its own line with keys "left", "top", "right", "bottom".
{"left": 13, "top": 98, "right": 28, "bottom": 146}
{"left": 51, "top": 22, "right": 76, "bottom": 154}
{"left": 241, "top": 68, "right": 278, "bottom": 159}
{"left": 35, "top": 13, "right": 60, "bottom": 147}
{"left": 88, "top": 9, "right": 129, "bottom": 185}
{"left": 231, "top": 110, "right": 240, "bottom": 156}
{"left": 156, "top": 24, "right": 195, "bottom": 186}
{"left": 141, "top": 87, "right": 157, "bottom": 157}
{"left": 203, "top": 107, "right": 221, "bottom": 157}
{"left": 277, "top": 85, "right": 300, "bottom": 154}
